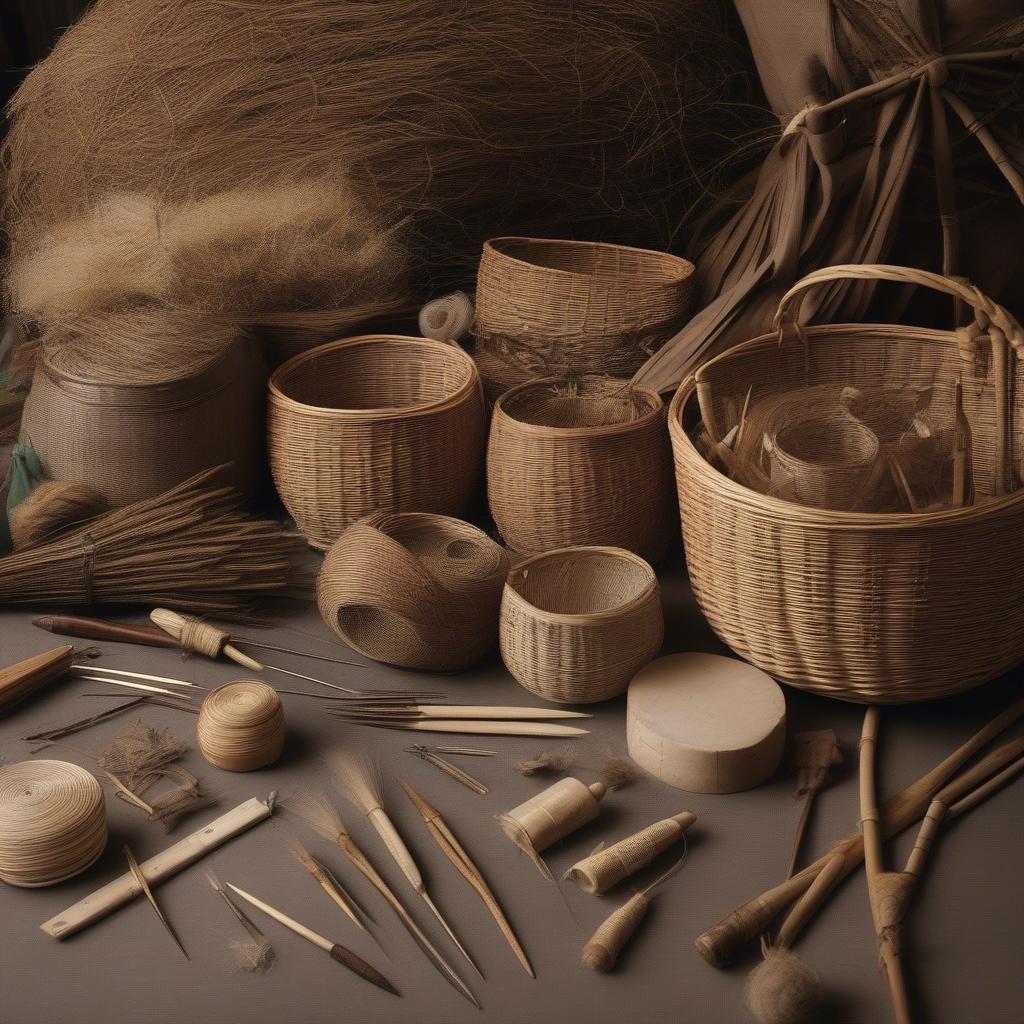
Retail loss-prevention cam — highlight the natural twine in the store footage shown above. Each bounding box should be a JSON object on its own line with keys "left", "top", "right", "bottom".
{"left": 197, "top": 682, "right": 286, "bottom": 772}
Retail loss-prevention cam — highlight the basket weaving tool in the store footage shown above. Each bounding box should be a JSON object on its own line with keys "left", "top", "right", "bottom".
{"left": 123, "top": 844, "right": 190, "bottom": 960}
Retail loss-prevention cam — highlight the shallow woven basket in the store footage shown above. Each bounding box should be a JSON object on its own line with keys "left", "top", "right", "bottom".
{"left": 488, "top": 376, "right": 675, "bottom": 560}
{"left": 473, "top": 237, "right": 694, "bottom": 402}
{"left": 22, "top": 335, "right": 266, "bottom": 506}
{"left": 500, "top": 546, "right": 663, "bottom": 704}
{"left": 268, "top": 335, "right": 486, "bottom": 549}
{"left": 318, "top": 512, "right": 511, "bottom": 671}
{"left": 669, "top": 264, "right": 1024, "bottom": 703}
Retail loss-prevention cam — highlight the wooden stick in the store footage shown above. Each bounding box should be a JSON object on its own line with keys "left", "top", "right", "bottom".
{"left": 0, "top": 645, "right": 75, "bottom": 713}
{"left": 860, "top": 708, "right": 912, "bottom": 1024}
{"left": 340, "top": 719, "right": 590, "bottom": 738}
{"left": 151, "top": 607, "right": 264, "bottom": 671}
{"left": 402, "top": 779, "right": 534, "bottom": 977}
{"left": 124, "top": 844, "right": 190, "bottom": 961}
{"left": 696, "top": 694, "right": 1024, "bottom": 966}
{"left": 41, "top": 795, "right": 276, "bottom": 939}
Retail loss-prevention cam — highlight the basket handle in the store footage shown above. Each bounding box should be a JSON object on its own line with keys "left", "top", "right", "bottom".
{"left": 771, "top": 264, "right": 1024, "bottom": 351}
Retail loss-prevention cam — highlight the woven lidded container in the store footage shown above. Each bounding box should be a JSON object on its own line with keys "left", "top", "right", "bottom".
{"left": 21, "top": 313, "right": 266, "bottom": 506}
{"left": 473, "top": 237, "right": 694, "bottom": 402}
{"left": 268, "top": 335, "right": 486, "bottom": 550}
{"left": 488, "top": 376, "right": 675, "bottom": 561}
{"left": 500, "top": 546, "right": 663, "bottom": 704}
{"left": 670, "top": 264, "right": 1024, "bottom": 704}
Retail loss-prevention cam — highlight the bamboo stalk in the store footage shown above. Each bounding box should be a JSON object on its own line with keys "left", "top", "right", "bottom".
{"left": 860, "top": 708, "right": 913, "bottom": 1024}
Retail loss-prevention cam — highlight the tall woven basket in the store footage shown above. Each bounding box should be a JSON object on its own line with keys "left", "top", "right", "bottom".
{"left": 668, "top": 264, "right": 1024, "bottom": 704}
{"left": 268, "top": 335, "right": 485, "bottom": 550}
{"left": 488, "top": 376, "right": 675, "bottom": 560}
{"left": 473, "top": 237, "right": 694, "bottom": 402}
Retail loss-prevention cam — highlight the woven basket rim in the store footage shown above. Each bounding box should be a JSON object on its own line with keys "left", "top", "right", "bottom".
{"left": 493, "top": 375, "right": 664, "bottom": 438}
{"left": 359, "top": 510, "right": 499, "bottom": 545}
{"left": 504, "top": 545, "right": 658, "bottom": 623}
{"left": 484, "top": 236, "right": 695, "bottom": 285}
{"left": 671, "top": 321, "right": 1024, "bottom": 527}
{"left": 269, "top": 333, "right": 479, "bottom": 419}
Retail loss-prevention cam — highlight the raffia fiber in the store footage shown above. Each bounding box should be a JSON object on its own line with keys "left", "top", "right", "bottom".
{"left": 21, "top": 310, "right": 266, "bottom": 506}
{"left": 474, "top": 239, "right": 695, "bottom": 402}
{"left": 0, "top": 760, "right": 107, "bottom": 887}
{"left": 197, "top": 682, "right": 285, "bottom": 773}
{"left": 1, "top": 1, "right": 764, "bottom": 297}
{"left": 670, "top": 264, "right": 1024, "bottom": 703}
{"left": 9, "top": 482, "right": 108, "bottom": 551}
{"left": 268, "top": 336, "right": 485, "bottom": 550}
{"left": 318, "top": 512, "right": 510, "bottom": 671}
{"left": 500, "top": 547, "right": 663, "bottom": 704}
{"left": 488, "top": 376, "right": 676, "bottom": 561}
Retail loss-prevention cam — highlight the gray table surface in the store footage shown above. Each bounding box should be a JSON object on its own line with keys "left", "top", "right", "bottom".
{"left": 1, "top": 559, "right": 1022, "bottom": 1024}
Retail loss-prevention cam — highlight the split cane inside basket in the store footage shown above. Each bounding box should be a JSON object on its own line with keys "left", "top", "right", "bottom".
{"left": 668, "top": 264, "right": 1024, "bottom": 704}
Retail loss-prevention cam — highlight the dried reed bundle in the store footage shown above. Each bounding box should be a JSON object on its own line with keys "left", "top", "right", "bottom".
{"left": 0, "top": 467, "right": 298, "bottom": 614}
{"left": 9, "top": 482, "right": 108, "bottom": 551}
{"left": 0, "top": 760, "right": 107, "bottom": 886}
{"left": 2, "top": 0, "right": 762, "bottom": 294}
{"left": 0, "top": 645, "right": 74, "bottom": 714}
{"left": 197, "top": 682, "right": 286, "bottom": 772}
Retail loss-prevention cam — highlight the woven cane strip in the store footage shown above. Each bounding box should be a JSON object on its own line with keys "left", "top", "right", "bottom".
{"left": 268, "top": 335, "right": 486, "bottom": 550}
{"left": 0, "top": 760, "right": 107, "bottom": 887}
{"left": 581, "top": 893, "right": 649, "bottom": 972}
{"left": 317, "top": 512, "right": 510, "bottom": 670}
{"left": 474, "top": 237, "right": 694, "bottom": 401}
{"left": 569, "top": 818, "right": 683, "bottom": 894}
{"left": 669, "top": 264, "right": 1024, "bottom": 703}
{"left": 197, "top": 681, "right": 285, "bottom": 772}
{"left": 22, "top": 320, "right": 266, "bottom": 507}
{"left": 488, "top": 376, "right": 675, "bottom": 560}
{"left": 500, "top": 546, "right": 663, "bottom": 704}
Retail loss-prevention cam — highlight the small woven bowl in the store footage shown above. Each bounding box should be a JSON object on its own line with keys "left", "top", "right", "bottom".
{"left": 500, "top": 546, "right": 664, "bottom": 703}
{"left": 197, "top": 681, "right": 286, "bottom": 772}
{"left": 0, "top": 760, "right": 107, "bottom": 887}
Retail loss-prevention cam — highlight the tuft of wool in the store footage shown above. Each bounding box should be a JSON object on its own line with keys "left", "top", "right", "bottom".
{"left": 600, "top": 755, "right": 643, "bottom": 791}
{"left": 516, "top": 745, "right": 577, "bottom": 777}
{"left": 746, "top": 948, "right": 824, "bottom": 1024}
{"left": 230, "top": 940, "right": 276, "bottom": 974}
{"left": 9, "top": 481, "right": 108, "bottom": 551}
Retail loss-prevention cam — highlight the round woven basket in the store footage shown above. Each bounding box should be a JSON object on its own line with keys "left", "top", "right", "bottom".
{"left": 488, "top": 376, "right": 675, "bottom": 560}
{"left": 0, "top": 760, "right": 107, "bottom": 887}
{"left": 21, "top": 316, "right": 266, "bottom": 506}
{"left": 197, "top": 681, "right": 286, "bottom": 772}
{"left": 268, "top": 335, "right": 486, "bottom": 550}
{"left": 318, "top": 512, "right": 511, "bottom": 671}
{"left": 669, "top": 264, "right": 1024, "bottom": 703}
{"left": 473, "top": 237, "right": 695, "bottom": 402}
{"left": 500, "top": 546, "right": 663, "bottom": 704}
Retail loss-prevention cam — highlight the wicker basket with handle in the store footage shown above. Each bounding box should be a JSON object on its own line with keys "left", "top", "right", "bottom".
{"left": 668, "top": 264, "right": 1024, "bottom": 703}
{"left": 473, "top": 237, "right": 694, "bottom": 402}
{"left": 268, "top": 334, "right": 486, "bottom": 550}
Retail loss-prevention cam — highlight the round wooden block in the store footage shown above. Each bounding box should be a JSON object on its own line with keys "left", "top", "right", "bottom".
{"left": 627, "top": 652, "right": 786, "bottom": 793}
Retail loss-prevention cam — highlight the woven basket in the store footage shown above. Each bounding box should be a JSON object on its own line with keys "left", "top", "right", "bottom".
{"left": 268, "top": 335, "right": 486, "bottom": 550}
{"left": 318, "top": 512, "right": 511, "bottom": 671}
{"left": 669, "top": 264, "right": 1024, "bottom": 703}
{"left": 21, "top": 332, "right": 266, "bottom": 506}
{"left": 488, "top": 376, "right": 675, "bottom": 560}
{"left": 473, "top": 237, "right": 694, "bottom": 402}
{"left": 500, "top": 546, "right": 663, "bottom": 704}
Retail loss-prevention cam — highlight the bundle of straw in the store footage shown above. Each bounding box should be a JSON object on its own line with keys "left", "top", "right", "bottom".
{"left": 0, "top": 468, "right": 298, "bottom": 614}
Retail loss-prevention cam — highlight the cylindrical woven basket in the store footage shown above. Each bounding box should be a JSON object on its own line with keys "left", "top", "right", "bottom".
{"left": 318, "top": 512, "right": 511, "bottom": 671}
{"left": 268, "top": 335, "right": 486, "bottom": 550}
{"left": 197, "top": 681, "right": 286, "bottom": 772}
{"left": 488, "top": 376, "right": 675, "bottom": 560}
{"left": 21, "top": 313, "right": 266, "bottom": 506}
{"left": 500, "top": 546, "right": 663, "bottom": 704}
{"left": 669, "top": 264, "right": 1024, "bottom": 703}
{"left": 0, "top": 759, "right": 107, "bottom": 887}
{"left": 473, "top": 237, "right": 695, "bottom": 402}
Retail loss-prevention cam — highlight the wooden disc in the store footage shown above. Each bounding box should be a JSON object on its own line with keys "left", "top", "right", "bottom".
{"left": 626, "top": 653, "right": 786, "bottom": 793}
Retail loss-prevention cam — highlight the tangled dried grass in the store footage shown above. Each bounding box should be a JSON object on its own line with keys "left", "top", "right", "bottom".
{"left": 3, "top": 0, "right": 766, "bottom": 304}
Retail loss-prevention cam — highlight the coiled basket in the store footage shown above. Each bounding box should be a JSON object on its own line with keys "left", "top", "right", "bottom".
{"left": 669, "top": 264, "right": 1024, "bottom": 703}
{"left": 268, "top": 335, "right": 486, "bottom": 549}
{"left": 473, "top": 237, "right": 694, "bottom": 401}
{"left": 500, "top": 546, "right": 663, "bottom": 704}
{"left": 488, "top": 376, "right": 675, "bottom": 560}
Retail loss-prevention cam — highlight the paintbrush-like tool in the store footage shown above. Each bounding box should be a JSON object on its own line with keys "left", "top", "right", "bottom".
{"left": 226, "top": 883, "right": 398, "bottom": 995}
{"left": 402, "top": 780, "right": 534, "bottom": 977}
{"left": 291, "top": 792, "right": 479, "bottom": 1009}
{"left": 330, "top": 752, "right": 482, "bottom": 980}
{"left": 123, "top": 845, "right": 190, "bottom": 960}
{"left": 406, "top": 745, "right": 489, "bottom": 795}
